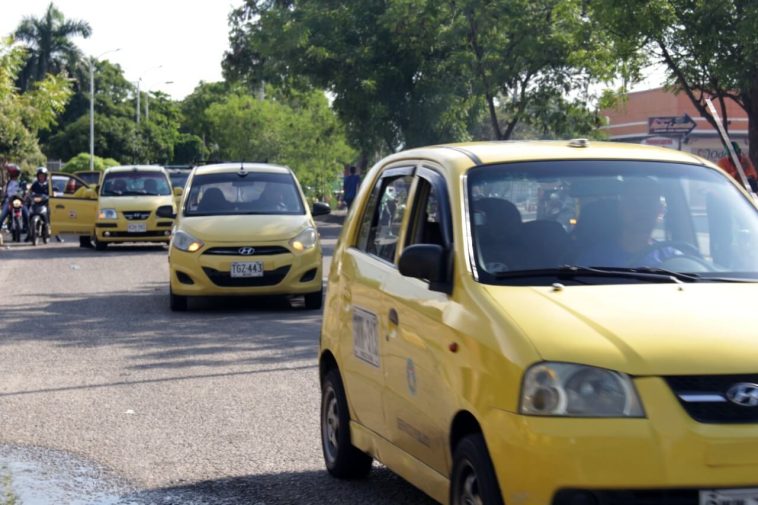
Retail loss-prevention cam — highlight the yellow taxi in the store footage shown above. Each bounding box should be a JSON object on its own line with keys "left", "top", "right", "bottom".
{"left": 92, "top": 165, "right": 179, "bottom": 250}
{"left": 319, "top": 140, "right": 758, "bottom": 505}
{"left": 166, "top": 162, "right": 330, "bottom": 311}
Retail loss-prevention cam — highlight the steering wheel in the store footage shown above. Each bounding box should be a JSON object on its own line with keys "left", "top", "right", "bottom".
{"left": 628, "top": 240, "right": 713, "bottom": 272}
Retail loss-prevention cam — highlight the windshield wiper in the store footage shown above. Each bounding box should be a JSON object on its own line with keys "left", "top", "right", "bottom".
{"left": 632, "top": 267, "right": 753, "bottom": 283}
{"left": 492, "top": 266, "right": 686, "bottom": 284}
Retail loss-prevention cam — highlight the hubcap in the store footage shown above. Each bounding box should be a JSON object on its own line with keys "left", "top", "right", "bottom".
{"left": 322, "top": 386, "right": 340, "bottom": 464}
{"left": 459, "top": 462, "right": 482, "bottom": 505}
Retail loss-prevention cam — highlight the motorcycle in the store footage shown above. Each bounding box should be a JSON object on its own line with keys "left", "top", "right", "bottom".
{"left": 7, "top": 194, "right": 25, "bottom": 243}
{"left": 27, "top": 193, "right": 50, "bottom": 246}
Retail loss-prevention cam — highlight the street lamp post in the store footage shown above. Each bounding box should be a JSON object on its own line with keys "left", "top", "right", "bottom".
{"left": 89, "top": 48, "right": 120, "bottom": 171}
{"left": 136, "top": 65, "right": 163, "bottom": 124}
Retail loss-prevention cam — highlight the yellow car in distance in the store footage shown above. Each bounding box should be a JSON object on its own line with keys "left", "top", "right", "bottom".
{"left": 165, "top": 162, "right": 330, "bottom": 311}
{"left": 319, "top": 140, "right": 758, "bottom": 505}
{"left": 92, "top": 165, "right": 179, "bottom": 250}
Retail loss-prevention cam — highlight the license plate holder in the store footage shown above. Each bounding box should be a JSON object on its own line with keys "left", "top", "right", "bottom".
{"left": 700, "top": 489, "right": 758, "bottom": 505}
{"left": 231, "top": 261, "right": 264, "bottom": 278}
{"left": 127, "top": 223, "right": 147, "bottom": 233}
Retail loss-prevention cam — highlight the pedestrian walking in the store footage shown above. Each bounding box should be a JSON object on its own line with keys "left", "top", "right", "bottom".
{"left": 717, "top": 141, "right": 758, "bottom": 190}
{"left": 342, "top": 165, "right": 361, "bottom": 210}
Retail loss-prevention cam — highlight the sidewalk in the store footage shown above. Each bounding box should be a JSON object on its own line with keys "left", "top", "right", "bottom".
{"left": 315, "top": 208, "right": 346, "bottom": 226}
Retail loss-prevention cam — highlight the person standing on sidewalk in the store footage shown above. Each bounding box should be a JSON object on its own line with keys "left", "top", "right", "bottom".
{"left": 717, "top": 141, "right": 758, "bottom": 190}
{"left": 342, "top": 165, "right": 361, "bottom": 210}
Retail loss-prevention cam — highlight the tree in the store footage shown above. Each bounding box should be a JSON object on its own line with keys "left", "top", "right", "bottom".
{"left": 14, "top": 3, "right": 92, "bottom": 91}
{"left": 594, "top": 0, "right": 758, "bottom": 166}
{"left": 62, "top": 153, "right": 119, "bottom": 173}
{"left": 0, "top": 38, "right": 72, "bottom": 168}
{"left": 224, "top": 0, "right": 628, "bottom": 160}
{"left": 203, "top": 87, "right": 354, "bottom": 196}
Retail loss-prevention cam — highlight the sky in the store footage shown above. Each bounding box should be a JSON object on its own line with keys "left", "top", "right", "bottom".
{"left": 1, "top": 0, "right": 240, "bottom": 99}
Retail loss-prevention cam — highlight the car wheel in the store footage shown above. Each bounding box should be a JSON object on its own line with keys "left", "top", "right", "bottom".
{"left": 94, "top": 238, "right": 108, "bottom": 251}
{"left": 321, "top": 368, "right": 372, "bottom": 479}
{"left": 79, "top": 236, "right": 93, "bottom": 248}
{"left": 304, "top": 288, "right": 323, "bottom": 310}
{"left": 170, "top": 289, "right": 188, "bottom": 312}
{"left": 450, "top": 434, "right": 504, "bottom": 505}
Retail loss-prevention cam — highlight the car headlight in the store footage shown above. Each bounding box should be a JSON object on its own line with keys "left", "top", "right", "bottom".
{"left": 172, "top": 230, "right": 205, "bottom": 253}
{"left": 98, "top": 208, "right": 117, "bottom": 220}
{"left": 520, "top": 363, "right": 644, "bottom": 417}
{"left": 289, "top": 227, "right": 318, "bottom": 252}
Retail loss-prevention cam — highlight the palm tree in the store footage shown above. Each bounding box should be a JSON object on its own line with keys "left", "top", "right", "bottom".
{"left": 14, "top": 3, "right": 92, "bottom": 90}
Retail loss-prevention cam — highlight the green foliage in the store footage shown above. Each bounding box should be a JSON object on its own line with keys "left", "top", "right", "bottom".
{"left": 203, "top": 86, "right": 354, "bottom": 195}
{"left": 62, "top": 152, "right": 118, "bottom": 173}
{"left": 173, "top": 133, "right": 209, "bottom": 164}
{"left": 224, "top": 0, "right": 630, "bottom": 156}
{"left": 1, "top": 466, "right": 19, "bottom": 505}
{"left": 0, "top": 37, "right": 72, "bottom": 166}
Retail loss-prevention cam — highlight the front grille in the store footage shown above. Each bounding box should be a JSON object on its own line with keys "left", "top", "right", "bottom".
{"left": 202, "top": 265, "right": 290, "bottom": 287}
{"left": 104, "top": 232, "right": 169, "bottom": 238}
{"left": 123, "top": 211, "right": 151, "bottom": 220}
{"left": 203, "top": 246, "right": 290, "bottom": 256}
{"left": 666, "top": 375, "right": 758, "bottom": 424}
{"left": 554, "top": 489, "right": 698, "bottom": 505}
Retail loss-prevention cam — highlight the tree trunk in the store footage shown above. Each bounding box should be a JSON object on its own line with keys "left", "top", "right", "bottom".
{"left": 748, "top": 81, "right": 758, "bottom": 170}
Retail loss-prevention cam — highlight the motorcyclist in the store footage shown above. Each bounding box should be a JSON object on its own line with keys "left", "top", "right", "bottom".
{"left": 0, "top": 164, "right": 29, "bottom": 233}
{"left": 29, "top": 166, "right": 63, "bottom": 243}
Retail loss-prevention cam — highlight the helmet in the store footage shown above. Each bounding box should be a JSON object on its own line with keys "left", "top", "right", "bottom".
{"left": 5, "top": 164, "right": 20, "bottom": 177}
{"left": 36, "top": 166, "right": 48, "bottom": 176}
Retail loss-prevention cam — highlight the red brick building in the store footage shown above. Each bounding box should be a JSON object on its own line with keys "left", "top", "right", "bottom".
{"left": 600, "top": 87, "right": 749, "bottom": 164}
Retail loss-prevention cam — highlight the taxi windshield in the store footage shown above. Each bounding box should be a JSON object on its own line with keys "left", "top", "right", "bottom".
{"left": 467, "top": 160, "right": 758, "bottom": 284}
{"left": 101, "top": 172, "right": 171, "bottom": 197}
{"left": 184, "top": 172, "right": 305, "bottom": 216}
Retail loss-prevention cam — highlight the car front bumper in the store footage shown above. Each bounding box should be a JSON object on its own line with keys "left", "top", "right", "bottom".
{"left": 488, "top": 377, "right": 758, "bottom": 505}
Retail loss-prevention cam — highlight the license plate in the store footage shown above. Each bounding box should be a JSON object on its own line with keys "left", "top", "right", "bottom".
{"left": 700, "top": 489, "right": 758, "bottom": 505}
{"left": 231, "top": 262, "right": 263, "bottom": 278}
{"left": 127, "top": 223, "right": 147, "bottom": 233}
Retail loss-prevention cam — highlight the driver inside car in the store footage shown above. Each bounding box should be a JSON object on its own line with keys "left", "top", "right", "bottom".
{"left": 576, "top": 177, "right": 685, "bottom": 268}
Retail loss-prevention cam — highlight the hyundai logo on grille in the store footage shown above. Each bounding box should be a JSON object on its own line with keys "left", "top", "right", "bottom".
{"left": 726, "top": 383, "right": 758, "bottom": 407}
{"left": 238, "top": 247, "right": 256, "bottom": 256}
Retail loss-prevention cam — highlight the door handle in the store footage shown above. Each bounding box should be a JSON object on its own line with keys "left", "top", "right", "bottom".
{"left": 388, "top": 308, "right": 399, "bottom": 326}
{"left": 55, "top": 205, "right": 65, "bottom": 209}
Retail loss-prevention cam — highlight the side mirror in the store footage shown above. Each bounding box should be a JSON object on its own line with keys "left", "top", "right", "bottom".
{"left": 156, "top": 205, "right": 177, "bottom": 219}
{"left": 173, "top": 187, "right": 184, "bottom": 197}
{"left": 398, "top": 244, "right": 452, "bottom": 294}
{"left": 312, "top": 202, "right": 331, "bottom": 216}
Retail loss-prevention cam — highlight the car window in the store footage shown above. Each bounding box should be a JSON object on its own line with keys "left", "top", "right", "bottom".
{"left": 101, "top": 172, "right": 171, "bottom": 197}
{"left": 467, "top": 160, "right": 758, "bottom": 284}
{"left": 406, "top": 178, "right": 445, "bottom": 248}
{"left": 355, "top": 174, "right": 413, "bottom": 263}
{"left": 184, "top": 172, "right": 305, "bottom": 216}
{"left": 52, "top": 175, "right": 86, "bottom": 197}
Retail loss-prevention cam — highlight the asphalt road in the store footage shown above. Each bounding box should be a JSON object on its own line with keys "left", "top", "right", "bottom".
{"left": 0, "top": 218, "right": 435, "bottom": 505}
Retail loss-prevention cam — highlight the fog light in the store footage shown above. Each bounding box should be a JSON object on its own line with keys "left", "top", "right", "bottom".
{"left": 164, "top": 231, "right": 171, "bottom": 236}
{"left": 104, "top": 231, "right": 111, "bottom": 237}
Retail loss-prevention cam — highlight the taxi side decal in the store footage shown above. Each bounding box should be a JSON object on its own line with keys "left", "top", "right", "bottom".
{"left": 352, "top": 306, "right": 380, "bottom": 367}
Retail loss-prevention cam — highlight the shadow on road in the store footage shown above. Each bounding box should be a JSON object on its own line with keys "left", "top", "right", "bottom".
{"left": 127, "top": 467, "right": 436, "bottom": 505}
{"left": 0, "top": 283, "right": 323, "bottom": 373}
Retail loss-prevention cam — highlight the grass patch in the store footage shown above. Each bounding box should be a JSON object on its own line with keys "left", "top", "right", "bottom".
{"left": 0, "top": 466, "right": 19, "bottom": 505}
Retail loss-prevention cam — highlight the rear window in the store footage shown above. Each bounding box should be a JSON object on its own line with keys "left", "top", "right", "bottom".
{"left": 101, "top": 172, "right": 171, "bottom": 197}
{"left": 184, "top": 172, "right": 305, "bottom": 216}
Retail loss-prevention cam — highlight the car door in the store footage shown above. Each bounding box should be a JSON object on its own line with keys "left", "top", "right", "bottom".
{"left": 380, "top": 165, "right": 458, "bottom": 474}
{"left": 49, "top": 173, "right": 97, "bottom": 235}
{"left": 339, "top": 165, "right": 415, "bottom": 438}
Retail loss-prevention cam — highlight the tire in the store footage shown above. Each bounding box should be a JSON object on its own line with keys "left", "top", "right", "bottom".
{"left": 320, "top": 368, "right": 372, "bottom": 479}
{"left": 94, "top": 238, "right": 108, "bottom": 251}
{"left": 42, "top": 222, "right": 49, "bottom": 244}
{"left": 170, "top": 289, "right": 188, "bottom": 312}
{"left": 79, "top": 236, "right": 93, "bottom": 248}
{"left": 450, "top": 434, "right": 505, "bottom": 505}
{"left": 304, "top": 288, "right": 323, "bottom": 310}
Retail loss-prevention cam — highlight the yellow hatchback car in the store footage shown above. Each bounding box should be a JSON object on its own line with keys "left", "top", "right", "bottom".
{"left": 93, "top": 165, "right": 178, "bottom": 250}
{"left": 319, "top": 140, "right": 758, "bottom": 505}
{"left": 166, "top": 162, "right": 330, "bottom": 311}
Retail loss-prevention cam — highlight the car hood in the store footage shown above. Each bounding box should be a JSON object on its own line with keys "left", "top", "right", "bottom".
{"left": 178, "top": 214, "right": 311, "bottom": 243}
{"left": 99, "top": 195, "right": 173, "bottom": 211}
{"left": 483, "top": 283, "right": 758, "bottom": 376}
